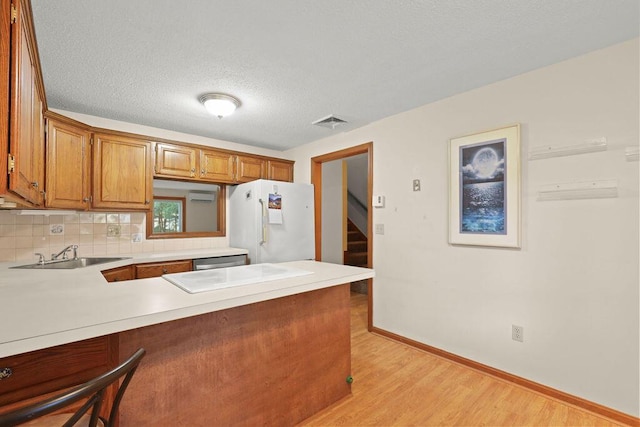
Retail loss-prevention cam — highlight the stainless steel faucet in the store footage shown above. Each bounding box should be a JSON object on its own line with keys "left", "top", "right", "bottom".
{"left": 51, "top": 244, "right": 78, "bottom": 261}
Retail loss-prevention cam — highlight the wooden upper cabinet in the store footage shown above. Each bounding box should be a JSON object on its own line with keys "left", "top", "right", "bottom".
{"left": 92, "top": 133, "right": 152, "bottom": 210}
{"left": 235, "top": 155, "right": 266, "bottom": 183}
{"left": 45, "top": 115, "right": 91, "bottom": 209}
{"left": 7, "top": 0, "right": 45, "bottom": 206}
{"left": 267, "top": 159, "right": 294, "bottom": 182}
{"left": 200, "top": 148, "right": 235, "bottom": 182}
{"left": 150, "top": 140, "right": 294, "bottom": 185}
{"left": 0, "top": 0, "right": 9, "bottom": 200}
{"left": 154, "top": 142, "right": 197, "bottom": 179}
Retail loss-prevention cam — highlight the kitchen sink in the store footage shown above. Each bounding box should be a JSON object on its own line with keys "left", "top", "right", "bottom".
{"left": 10, "top": 257, "right": 131, "bottom": 269}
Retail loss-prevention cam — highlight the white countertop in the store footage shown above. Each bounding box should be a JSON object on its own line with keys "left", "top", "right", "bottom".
{"left": 0, "top": 249, "right": 374, "bottom": 358}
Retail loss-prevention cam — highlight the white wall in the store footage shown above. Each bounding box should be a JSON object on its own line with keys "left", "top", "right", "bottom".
{"left": 346, "top": 154, "right": 368, "bottom": 204}
{"left": 321, "top": 160, "right": 344, "bottom": 264}
{"left": 346, "top": 154, "right": 368, "bottom": 236}
{"left": 286, "top": 39, "right": 640, "bottom": 416}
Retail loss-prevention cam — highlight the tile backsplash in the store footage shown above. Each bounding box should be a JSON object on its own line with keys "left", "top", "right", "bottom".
{"left": 0, "top": 211, "right": 227, "bottom": 262}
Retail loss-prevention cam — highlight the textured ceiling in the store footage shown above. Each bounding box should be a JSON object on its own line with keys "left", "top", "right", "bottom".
{"left": 31, "top": 1, "right": 639, "bottom": 151}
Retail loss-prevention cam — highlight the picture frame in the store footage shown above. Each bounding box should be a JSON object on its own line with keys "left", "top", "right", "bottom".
{"left": 449, "top": 124, "right": 521, "bottom": 248}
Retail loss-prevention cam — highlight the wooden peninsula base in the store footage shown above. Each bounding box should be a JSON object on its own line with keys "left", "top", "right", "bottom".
{"left": 118, "top": 283, "right": 351, "bottom": 425}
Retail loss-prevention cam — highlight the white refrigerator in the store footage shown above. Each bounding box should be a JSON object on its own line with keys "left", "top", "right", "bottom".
{"left": 229, "top": 179, "right": 315, "bottom": 264}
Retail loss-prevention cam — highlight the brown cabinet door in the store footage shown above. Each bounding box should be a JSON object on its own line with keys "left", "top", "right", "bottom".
{"left": 0, "top": 0, "right": 9, "bottom": 197}
{"left": 45, "top": 118, "right": 91, "bottom": 209}
{"left": 235, "top": 155, "right": 266, "bottom": 183}
{"left": 92, "top": 133, "right": 152, "bottom": 210}
{"left": 30, "top": 84, "right": 44, "bottom": 206}
{"left": 135, "top": 259, "right": 192, "bottom": 279}
{"left": 267, "top": 160, "right": 294, "bottom": 182}
{"left": 155, "top": 142, "right": 197, "bottom": 179}
{"left": 0, "top": 336, "right": 115, "bottom": 407}
{"left": 101, "top": 265, "right": 134, "bottom": 282}
{"left": 8, "top": 0, "right": 45, "bottom": 206}
{"left": 200, "top": 149, "right": 235, "bottom": 182}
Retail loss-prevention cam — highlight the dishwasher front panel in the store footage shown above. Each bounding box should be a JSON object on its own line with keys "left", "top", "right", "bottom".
{"left": 192, "top": 254, "right": 247, "bottom": 270}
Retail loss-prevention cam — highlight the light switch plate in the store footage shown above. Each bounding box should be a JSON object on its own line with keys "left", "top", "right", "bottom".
{"left": 373, "top": 195, "right": 385, "bottom": 208}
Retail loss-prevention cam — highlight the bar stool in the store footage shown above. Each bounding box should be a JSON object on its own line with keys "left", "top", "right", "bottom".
{"left": 0, "top": 348, "right": 145, "bottom": 427}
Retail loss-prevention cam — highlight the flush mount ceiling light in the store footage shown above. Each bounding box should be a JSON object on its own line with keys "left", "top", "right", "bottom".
{"left": 199, "top": 93, "right": 241, "bottom": 119}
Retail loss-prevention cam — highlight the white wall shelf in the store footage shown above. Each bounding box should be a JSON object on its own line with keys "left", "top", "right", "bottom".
{"left": 537, "top": 179, "right": 618, "bottom": 201}
{"left": 528, "top": 137, "right": 607, "bottom": 160}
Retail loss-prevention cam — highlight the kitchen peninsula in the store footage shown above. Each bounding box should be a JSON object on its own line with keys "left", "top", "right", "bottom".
{"left": 0, "top": 251, "right": 374, "bottom": 425}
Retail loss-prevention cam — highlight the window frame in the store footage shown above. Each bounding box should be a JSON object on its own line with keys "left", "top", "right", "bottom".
{"left": 145, "top": 185, "right": 226, "bottom": 239}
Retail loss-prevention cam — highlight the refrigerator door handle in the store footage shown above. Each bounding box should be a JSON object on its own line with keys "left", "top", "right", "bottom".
{"left": 258, "top": 198, "right": 267, "bottom": 245}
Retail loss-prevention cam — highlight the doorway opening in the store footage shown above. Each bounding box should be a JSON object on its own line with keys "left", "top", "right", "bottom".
{"left": 311, "top": 142, "right": 373, "bottom": 331}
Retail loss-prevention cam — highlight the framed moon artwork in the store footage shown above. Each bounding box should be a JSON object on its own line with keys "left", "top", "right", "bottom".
{"left": 449, "top": 124, "right": 521, "bottom": 248}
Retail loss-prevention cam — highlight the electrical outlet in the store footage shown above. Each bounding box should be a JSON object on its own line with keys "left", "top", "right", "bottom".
{"left": 512, "top": 325, "right": 524, "bottom": 342}
{"left": 375, "top": 224, "right": 384, "bottom": 235}
{"left": 413, "top": 179, "right": 421, "bottom": 191}
{"left": 107, "top": 224, "right": 121, "bottom": 237}
{"left": 49, "top": 224, "right": 64, "bottom": 235}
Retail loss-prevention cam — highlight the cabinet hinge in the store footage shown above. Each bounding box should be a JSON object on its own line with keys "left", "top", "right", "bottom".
{"left": 10, "top": 4, "right": 16, "bottom": 24}
{"left": 7, "top": 154, "right": 15, "bottom": 174}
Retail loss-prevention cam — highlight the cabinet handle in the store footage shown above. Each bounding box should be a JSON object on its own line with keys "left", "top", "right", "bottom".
{"left": 162, "top": 268, "right": 168, "bottom": 274}
{"left": 31, "top": 181, "right": 38, "bottom": 188}
{"left": 201, "top": 169, "right": 205, "bottom": 175}
{"left": 0, "top": 367, "right": 12, "bottom": 380}
{"left": 145, "top": 200, "right": 150, "bottom": 204}
{"left": 83, "top": 197, "right": 91, "bottom": 203}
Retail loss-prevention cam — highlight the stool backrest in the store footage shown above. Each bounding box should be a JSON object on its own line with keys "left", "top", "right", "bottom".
{"left": 0, "top": 348, "right": 145, "bottom": 427}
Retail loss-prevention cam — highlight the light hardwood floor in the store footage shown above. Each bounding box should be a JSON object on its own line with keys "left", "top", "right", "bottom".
{"left": 299, "top": 293, "right": 625, "bottom": 427}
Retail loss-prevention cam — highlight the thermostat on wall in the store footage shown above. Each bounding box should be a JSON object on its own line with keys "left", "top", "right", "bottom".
{"left": 373, "top": 195, "right": 385, "bottom": 208}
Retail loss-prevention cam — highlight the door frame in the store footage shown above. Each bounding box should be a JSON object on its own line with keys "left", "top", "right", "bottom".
{"left": 311, "top": 142, "right": 373, "bottom": 331}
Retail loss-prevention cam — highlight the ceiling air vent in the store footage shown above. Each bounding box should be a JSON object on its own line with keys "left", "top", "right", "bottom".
{"left": 312, "top": 115, "right": 348, "bottom": 129}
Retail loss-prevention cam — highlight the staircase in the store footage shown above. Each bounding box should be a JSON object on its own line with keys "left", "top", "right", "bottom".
{"left": 344, "top": 219, "right": 368, "bottom": 267}
{"left": 344, "top": 220, "right": 369, "bottom": 294}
